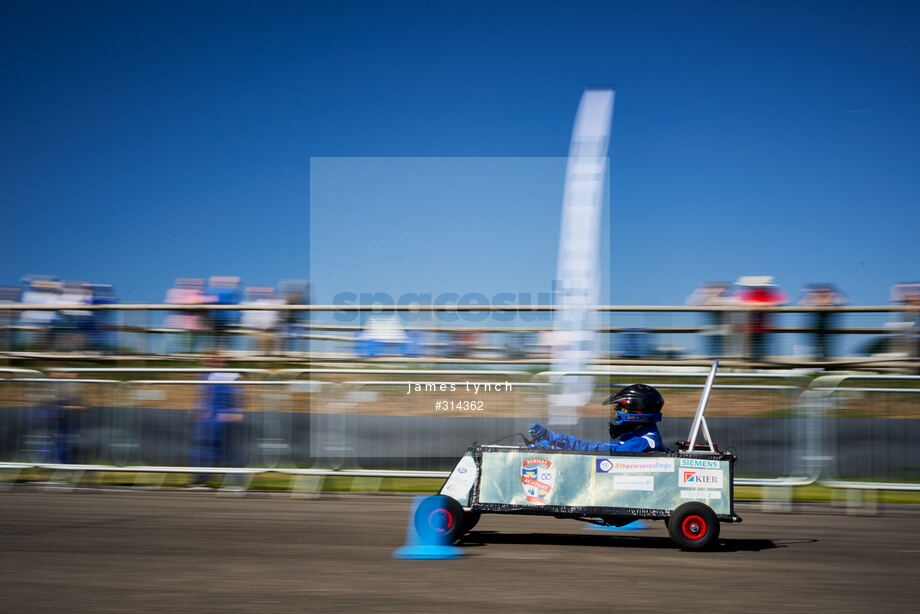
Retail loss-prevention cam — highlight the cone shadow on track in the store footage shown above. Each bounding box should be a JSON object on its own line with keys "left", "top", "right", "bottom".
{"left": 462, "top": 531, "right": 786, "bottom": 553}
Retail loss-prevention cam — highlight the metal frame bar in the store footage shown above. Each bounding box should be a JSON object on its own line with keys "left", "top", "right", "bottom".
{"left": 686, "top": 360, "right": 719, "bottom": 453}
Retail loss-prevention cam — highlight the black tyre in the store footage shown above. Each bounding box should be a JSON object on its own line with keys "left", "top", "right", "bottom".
{"left": 414, "top": 496, "right": 464, "bottom": 545}
{"left": 667, "top": 502, "right": 720, "bottom": 551}
{"left": 462, "top": 511, "right": 481, "bottom": 533}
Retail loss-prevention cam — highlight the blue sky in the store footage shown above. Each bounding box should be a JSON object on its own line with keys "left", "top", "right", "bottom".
{"left": 2, "top": 1, "right": 919, "bottom": 310}
{"left": 309, "top": 156, "right": 605, "bottom": 308}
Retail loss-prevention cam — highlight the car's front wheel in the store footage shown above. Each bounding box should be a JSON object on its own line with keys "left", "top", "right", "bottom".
{"left": 414, "top": 495, "right": 464, "bottom": 545}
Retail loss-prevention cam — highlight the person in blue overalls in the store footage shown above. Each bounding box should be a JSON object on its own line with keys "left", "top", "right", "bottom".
{"left": 529, "top": 384, "right": 668, "bottom": 453}
{"left": 188, "top": 355, "right": 245, "bottom": 488}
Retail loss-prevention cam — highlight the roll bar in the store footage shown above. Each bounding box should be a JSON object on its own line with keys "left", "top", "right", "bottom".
{"left": 685, "top": 360, "right": 718, "bottom": 453}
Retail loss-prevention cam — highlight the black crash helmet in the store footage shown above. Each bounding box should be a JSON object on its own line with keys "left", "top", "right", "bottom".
{"left": 603, "top": 384, "right": 664, "bottom": 426}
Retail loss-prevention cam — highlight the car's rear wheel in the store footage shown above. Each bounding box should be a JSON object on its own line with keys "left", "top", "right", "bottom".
{"left": 414, "top": 496, "right": 464, "bottom": 544}
{"left": 667, "top": 502, "right": 720, "bottom": 551}
{"left": 462, "top": 511, "right": 481, "bottom": 533}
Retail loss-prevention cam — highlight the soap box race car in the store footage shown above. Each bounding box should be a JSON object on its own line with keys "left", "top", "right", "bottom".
{"left": 415, "top": 361, "right": 742, "bottom": 551}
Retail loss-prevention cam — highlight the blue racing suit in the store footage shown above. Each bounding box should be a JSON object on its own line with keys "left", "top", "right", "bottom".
{"left": 528, "top": 423, "right": 668, "bottom": 453}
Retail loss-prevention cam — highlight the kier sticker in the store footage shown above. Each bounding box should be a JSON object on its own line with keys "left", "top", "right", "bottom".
{"left": 521, "top": 458, "right": 556, "bottom": 504}
{"left": 678, "top": 468, "right": 724, "bottom": 489}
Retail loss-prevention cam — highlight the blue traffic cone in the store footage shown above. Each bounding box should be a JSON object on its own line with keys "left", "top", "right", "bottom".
{"left": 393, "top": 495, "right": 464, "bottom": 559}
{"left": 585, "top": 519, "right": 650, "bottom": 531}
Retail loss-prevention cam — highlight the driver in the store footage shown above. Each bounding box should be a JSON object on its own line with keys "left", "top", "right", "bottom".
{"left": 528, "top": 384, "right": 668, "bottom": 453}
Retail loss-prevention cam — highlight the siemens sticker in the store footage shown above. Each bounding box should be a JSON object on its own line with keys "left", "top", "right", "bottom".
{"left": 678, "top": 469, "right": 724, "bottom": 488}
{"left": 596, "top": 458, "right": 675, "bottom": 474}
{"left": 679, "top": 458, "right": 721, "bottom": 469}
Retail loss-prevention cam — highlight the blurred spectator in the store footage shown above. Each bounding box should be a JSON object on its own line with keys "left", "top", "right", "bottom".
{"left": 356, "top": 314, "right": 409, "bottom": 357}
{"left": 406, "top": 329, "right": 428, "bottom": 357}
{"left": 165, "top": 278, "right": 208, "bottom": 353}
{"left": 205, "top": 276, "right": 241, "bottom": 350}
{"left": 800, "top": 284, "right": 848, "bottom": 360}
{"left": 58, "top": 281, "right": 92, "bottom": 352}
{"left": 240, "top": 286, "right": 282, "bottom": 356}
{"left": 19, "top": 276, "right": 61, "bottom": 351}
{"left": 188, "top": 353, "right": 245, "bottom": 488}
{"left": 453, "top": 330, "right": 480, "bottom": 358}
{"left": 619, "top": 328, "right": 650, "bottom": 359}
{"left": 279, "top": 279, "right": 309, "bottom": 356}
{"left": 503, "top": 331, "right": 531, "bottom": 359}
{"left": 87, "top": 283, "right": 118, "bottom": 354}
{"left": 0, "top": 285, "right": 21, "bottom": 351}
{"left": 889, "top": 283, "right": 920, "bottom": 358}
{"left": 907, "top": 290, "right": 920, "bottom": 360}
{"left": 687, "top": 281, "right": 734, "bottom": 358}
{"left": 537, "top": 330, "right": 557, "bottom": 359}
{"left": 37, "top": 372, "right": 86, "bottom": 464}
{"left": 735, "top": 276, "right": 788, "bottom": 362}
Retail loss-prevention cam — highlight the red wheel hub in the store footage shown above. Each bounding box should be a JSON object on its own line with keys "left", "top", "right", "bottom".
{"left": 681, "top": 514, "right": 707, "bottom": 540}
{"left": 428, "top": 508, "right": 454, "bottom": 533}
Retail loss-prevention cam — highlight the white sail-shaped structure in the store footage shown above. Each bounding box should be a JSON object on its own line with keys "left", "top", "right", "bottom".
{"left": 549, "top": 87, "right": 614, "bottom": 425}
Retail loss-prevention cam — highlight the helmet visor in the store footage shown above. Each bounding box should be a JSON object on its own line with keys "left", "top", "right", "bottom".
{"left": 612, "top": 408, "right": 662, "bottom": 426}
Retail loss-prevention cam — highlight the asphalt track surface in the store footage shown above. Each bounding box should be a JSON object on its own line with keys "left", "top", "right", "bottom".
{"left": 1, "top": 490, "right": 918, "bottom": 613}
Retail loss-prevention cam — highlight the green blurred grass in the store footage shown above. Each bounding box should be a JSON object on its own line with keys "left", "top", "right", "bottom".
{"left": 734, "top": 484, "right": 920, "bottom": 504}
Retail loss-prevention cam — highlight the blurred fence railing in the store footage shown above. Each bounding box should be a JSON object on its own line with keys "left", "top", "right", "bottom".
{"left": 2, "top": 303, "right": 920, "bottom": 367}
{"left": 0, "top": 366, "right": 918, "bottom": 497}
{"left": 808, "top": 374, "right": 920, "bottom": 491}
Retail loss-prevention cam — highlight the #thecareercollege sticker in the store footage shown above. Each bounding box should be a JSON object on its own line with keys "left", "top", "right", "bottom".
{"left": 521, "top": 458, "right": 556, "bottom": 504}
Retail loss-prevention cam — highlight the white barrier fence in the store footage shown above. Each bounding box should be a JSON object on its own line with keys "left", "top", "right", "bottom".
{"left": 0, "top": 367, "right": 917, "bottom": 500}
